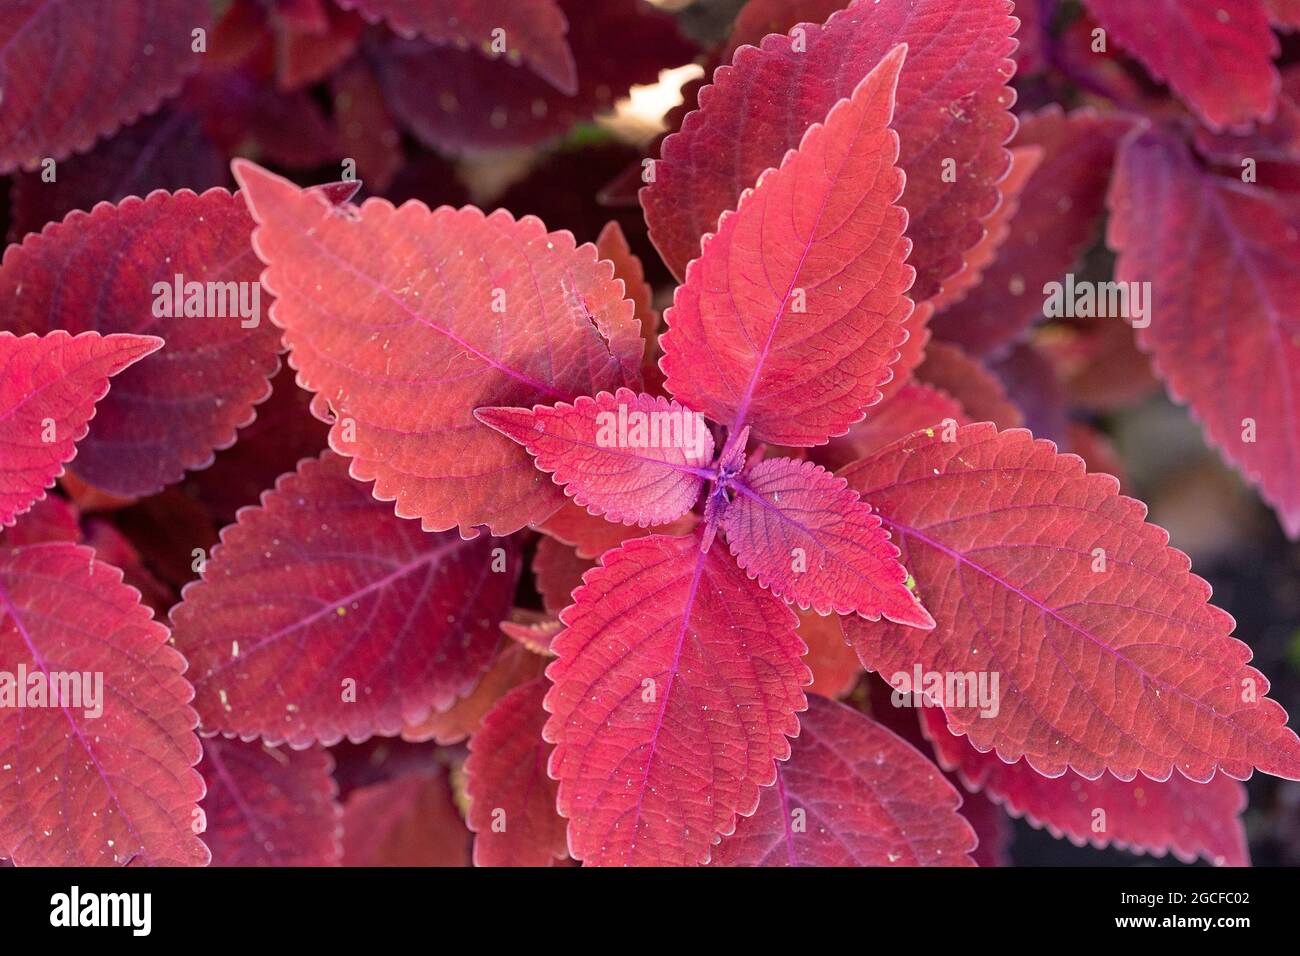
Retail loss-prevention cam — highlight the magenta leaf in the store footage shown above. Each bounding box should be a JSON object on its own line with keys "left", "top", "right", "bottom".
{"left": 465, "top": 677, "right": 567, "bottom": 867}
{"left": 840, "top": 423, "right": 1300, "bottom": 783}
{"left": 711, "top": 694, "right": 975, "bottom": 866}
{"left": 0, "top": 543, "right": 208, "bottom": 866}
{"left": 1107, "top": 128, "right": 1300, "bottom": 537}
{"left": 722, "top": 456, "right": 934, "bottom": 628}
{"left": 642, "top": 0, "right": 1018, "bottom": 299}
{"left": 920, "top": 706, "right": 1249, "bottom": 866}
{"left": 533, "top": 535, "right": 595, "bottom": 618}
{"left": 1082, "top": 0, "right": 1278, "bottom": 132}
{"left": 337, "top": 0, "right": 578, "bottom": 95}
{"left": 545, "top": 531, "right": 809, "bottom": 865}
{"left": 661, "top": 44, "right": 915, "bottom": 446}
{"left": 199, "top": 737, "right": 341, "bottom": 867}
{"left": 0, "top": 188, "right": 282, "bottom": 497}
{"left": 169, "top": 451, "right": 521, "bottom": 747}
{"left": 0, "top": 0, "right": 210, "bottom": 173}
{"left": 0, "top": 331, "right": 161, "bottom": 527}
{"left": 476, "top": 389, "right": 713, "bottom": 528}
{"left": 232, "top": 159, "right": 646, "bottom": 537}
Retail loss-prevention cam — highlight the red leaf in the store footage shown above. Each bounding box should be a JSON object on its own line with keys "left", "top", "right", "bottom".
{"left": 1081, "top": 0, "right": 1278, "bottom": 132}
{"left": 338, "top": 0, "right": 577, "bottom": 95}
{"left": 476, "top": 389, "right": 713, "bottom": 528}
{"left": 544, "top": 531, "right": 808, "bottom": 865}
{"left": 920, "top": 706, "right": 1249, "bottom": 866}
{"left": 0, "top": 188, "right": 282, "bottom": 497}
{"left": 914, "top": 341, "right": 1023, "bottom": 429}
{"left": 931, "top": 107, "right": 1135, "bottom": 356}
{"left": 373, "top": 0, "right": 692, "bottom": 155}
{"left": 819, "top": 382, "right": 965, "bottom": 471}
{"left": 0, "top": 496, "right": 80, "bottom": 551}
{"left": 170, "top": 452, "right": 521, "bottom": 747}
{"left": 722, "top": 456, "right": 935, "bottom": 627}
{"left": 711, "top": 694, "right": 975, "bottom": 866}
{"left": 341, "top": 771, "right": 471, "bottom": 866}
{"left": 0, "top": 331, "right": 162, "bottom": 527}
{"left": 534, "top": 535, "right": 595, "bottom": 618}
{"left": 925, "top": 143, "right": 1044, "bottom": 314}
{"left": 1107, "top": 128, "right": 1300, "bottom": 537}
{"left": 660, "top": 44, "right": 915, "bottom": 446}
{"left": 199, "top": 737, "right": 341, "bottom": 866}
{"left": 232, "top": 160, "right": 646, "bottom": 537}
{"left": 642, "top": 0, "right": 1018, "bottom": 298}
{"left": 0, "top": 543, "right": 208, "bottom": 866}
{"left": 839, "top": 423, "right": 1300, "bottom": 782}
{"left": 8, "top": 110, "right": 228, "bottom": 242}
{"left": 401, "top": 642, "right": 547, "bottom": 745}
{"left": 797, "top": 610, "right": 862, "bottom": 699}
{"left": 465, "top": 677, "right": 567, "bottom": 866}
{"left": 331, "top": 61, "right": 404, "bottom": 194}
{"left": 596, "top": 221, "right": 663, "bottom": 395}
{"left": 0, "top": 0, "right": 210, "bottom": 173}
{"left": 538, "top": 499, "right": 697, "bottom": 559}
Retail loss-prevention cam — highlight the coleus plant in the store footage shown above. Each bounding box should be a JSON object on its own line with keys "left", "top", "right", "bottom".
{"left": 1, "top": 0, "right": 1300, "bottom": 870}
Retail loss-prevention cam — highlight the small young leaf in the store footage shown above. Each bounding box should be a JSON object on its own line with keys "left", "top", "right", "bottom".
{"left": 476, "top": 389, "right": 714, "bottom": 527}
{"left": 722, "top": 456, "right": 934, "bottom": 628}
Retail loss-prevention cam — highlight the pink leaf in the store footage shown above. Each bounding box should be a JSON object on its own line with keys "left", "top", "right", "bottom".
{"left": 1082, "top": 0, "right": 1278, "bottom": 132}
{"left": 337, "top": 0, "right": 577, "bottom": 95}
{"left": 0, "top": 496, "right": 80, "bottom": 551}
{"left": 538, "top": 499, "right": 697, "bottom": 560}
{"left": 819, "top": 382, "right": 966, "bottom": 471}
{"left": 722, "top": 456, "right": 935, "bottom": 627}
{"left": 660, "top": 44, "right": 915, "bottom": 446}
{"left": 642, "top": 0, "right": 1018, "bottom": 299}
{"left": 0, "top": 543, "right": 208, "bottom": 866}
{"left": 0, "top": 331, "right": 162, "bottom": 527}
{"left": 839, "top": 423, "right": 1300, "bottom": 783}
{"left": 199, "top": 737, "right": 341, "bottom": 867}
{"left": 341, "top": 771, "right": 471, "bottom": 866}
{"left": 232, "top": 159, "right": 646, "bottom": 537}
{"left": 169, "top": 452, "right": 520, "bottom": 747}
{"left": 544, "top": 531, "right": 809, "bottom": 865}
{"left": 0, "top": 0, "right": 211, "bottom": 173}
{"left": 1107, "top": 128, "right": 1300, "bottom": 537}
{"left": 465, "top": 677, "right": 567, "bottom": 866}
{"left": 476, "top": 389, "right": 713, "bottom": 528}
{"left": 0, "top": 188, "right": 282, "bottom": 497}
{"left": 711, "top": 694, "right": 975, "bottom": 866}
{"left": 920, "top": 706, "right": 1249, "bottom": 866}
{"left": 596, "top": 221, "right": 663, "bottom": 394}
{"left": 931, "top": 107, "right": 1136, "bottom": 356}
